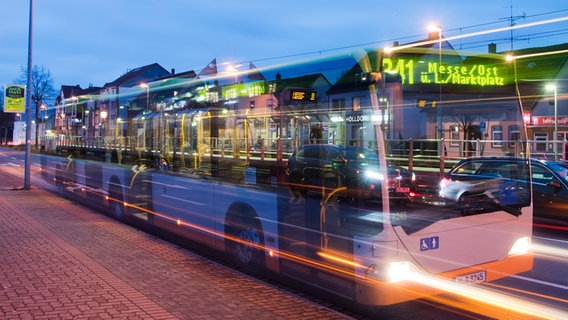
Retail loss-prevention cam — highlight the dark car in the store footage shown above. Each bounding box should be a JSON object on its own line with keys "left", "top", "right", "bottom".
{"left": 286, "top": 144, "right": 415, "bottom": 201}
{"left": 441, "top": 157, "right": 568, "bottom": 224}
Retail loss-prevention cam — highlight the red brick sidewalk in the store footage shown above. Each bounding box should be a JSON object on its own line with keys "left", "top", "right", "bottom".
{"left": 0, "top": 170, "right": 352, "bottom": 320}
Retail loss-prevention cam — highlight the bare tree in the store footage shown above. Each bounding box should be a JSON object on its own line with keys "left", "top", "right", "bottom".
{"left": 452, "top": 112, "right": 481, "bottom": 157}
{"left": 15, "top": 65, "right": 58, "bottom": 149}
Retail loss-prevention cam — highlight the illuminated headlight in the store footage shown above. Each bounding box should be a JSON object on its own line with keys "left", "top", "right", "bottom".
{"left": 388, "top": 261, "right": 415, "bottom": 282}
{"left": 364, "top": 261, "right": 417, "bottom": 283}
{"left": 365, "top": 170, "right": 384, "bottom": 181}
{"left": 508, "top": 236, "right": 531, "bottom": 255}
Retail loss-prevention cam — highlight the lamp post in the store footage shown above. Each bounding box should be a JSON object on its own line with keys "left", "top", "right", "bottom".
{"left": 429, "top": 24, "right": 444, "bottom": 177}
{"left": 100, "top": 110, "right": 107, "bottom": 147}
{"left": 140, "top": 83, "right": 149, "bottom": 113}
{"left": 71, "top": 96, "right": 78, "bottom": 138}
{"left": 40, "top": 104, "right": 47, "bottom": 146}
{"left": 24, "top": 0, "right": 34, "bottom": 189}
{"left": 546, "top": 84, "right": 558, "bottom": 159}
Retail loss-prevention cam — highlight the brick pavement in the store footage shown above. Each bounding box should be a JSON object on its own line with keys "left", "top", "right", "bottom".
{"left": 0, "top": 170, "right": 353, "bottom": 320}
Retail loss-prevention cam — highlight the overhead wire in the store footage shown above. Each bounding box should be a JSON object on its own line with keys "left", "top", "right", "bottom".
{"left": 235, "top": 8, "right": 568, "bottom": 70}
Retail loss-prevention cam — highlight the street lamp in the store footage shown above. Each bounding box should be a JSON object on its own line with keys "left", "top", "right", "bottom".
{"left": 40, "top": 104, "right": 47, "bottom": 119}
{"left": 226, "top": 64, "right": 242, "bottom": 83}
{"left": 100, "top": 110, "right": 108, "bottom": 144}
{"left": 140, "top": 83, "right": 149, "bottom": 113}
{"left": 429, "top": 24, "right": 444, "bottom": 176}
{"left": 546, "top": 84, "right": 558, "bottom": 159}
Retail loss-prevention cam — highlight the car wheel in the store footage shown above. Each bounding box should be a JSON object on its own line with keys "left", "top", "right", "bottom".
{"left": 458, "top": 194, "right": 476, "bottom": 216}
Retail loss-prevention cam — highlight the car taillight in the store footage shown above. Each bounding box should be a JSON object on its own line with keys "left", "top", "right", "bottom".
{"left": 439, "top": 177, "right": 451, "bottom": 189}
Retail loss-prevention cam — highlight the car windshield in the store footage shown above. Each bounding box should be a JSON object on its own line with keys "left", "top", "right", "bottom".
{"left": 546, "top": 162, "right": 568, "bottom": 184}
{"left": 341, "top": 148, "right": 380, "bottom": 166}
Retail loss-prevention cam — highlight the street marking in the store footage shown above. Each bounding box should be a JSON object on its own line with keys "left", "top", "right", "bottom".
{"left": 533, "top": 236, "right": 568, "bottom": 246}
{"left": 511, "top": 275, "right": 568, "bottom": 290}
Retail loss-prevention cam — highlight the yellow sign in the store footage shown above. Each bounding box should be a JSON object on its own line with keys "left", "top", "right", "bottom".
{"left": 4, "top": 84, "right": 26, "bottom": 113}
{"left": 383, "top": 58, "right": 507, "bottom": 86}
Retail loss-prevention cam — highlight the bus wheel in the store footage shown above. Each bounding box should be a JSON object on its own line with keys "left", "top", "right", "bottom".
{"left": 111, "top": 200, "right": 124, "bottom": 218}
{"left": 226, "top": 211, "right": 264, "bottom": 272}
{"left": 55, "top": 164, "right": 65, "bottom": 193}
{"left": 108, "top": 177, "right": 125, "bottom": 219}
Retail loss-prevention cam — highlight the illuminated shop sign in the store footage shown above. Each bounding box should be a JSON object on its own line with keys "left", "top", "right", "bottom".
{"left": 346, "top": 113, "right": 370, "bottom": 123}
{"left": 382, "top": 58, "right": 507, "bottom": 87}
{"left": 532, "top": 116, "right": 568, "bottom": 125}
{"left": 290, "top": 90, "right": 316, "bottom": 101}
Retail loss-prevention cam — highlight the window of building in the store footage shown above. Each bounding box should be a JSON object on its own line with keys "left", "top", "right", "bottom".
{"left": 508, "top": 125, "right": 520, "bottom": 147}
{"left": 492, "top": 125, "right": 503, "bottom": 147}
{"left": 450, "top": 125, "right": 459, "bottom": 146}
{"left": 332, "top": 98, "right": 345, "bottom": 112}
{"left": 206, "top": 91, "right": 219, "bottom": 103}
{"left": 352, "top": 96, "right": 361, "bottom": 111}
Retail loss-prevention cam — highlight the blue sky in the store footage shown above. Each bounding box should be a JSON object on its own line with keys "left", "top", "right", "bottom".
{"left": 1, "top": 0, "right": 567, "bottom": 91}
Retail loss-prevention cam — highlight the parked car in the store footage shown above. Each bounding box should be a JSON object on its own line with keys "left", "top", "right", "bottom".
{"left": 440, "top": 157, "right": 568, "bottom": 224}
{"left": 286, "top": 144, "right": 415, "bottom": 201}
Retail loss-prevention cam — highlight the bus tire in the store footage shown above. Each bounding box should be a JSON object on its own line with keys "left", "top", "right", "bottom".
{"left": 225, "top": 205, "right": 264, "bottom": 272}
{"left": 55, "top": 164, "right": 64, "bottom": 193}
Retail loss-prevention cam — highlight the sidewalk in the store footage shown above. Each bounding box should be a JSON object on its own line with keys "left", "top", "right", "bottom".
{"left": 0, "top": 169, "right": 352, "bottom": 320}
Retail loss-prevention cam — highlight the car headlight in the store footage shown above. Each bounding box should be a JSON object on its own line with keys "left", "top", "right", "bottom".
{"left": 365, "top": 170, "right": 385, "bottom": 181}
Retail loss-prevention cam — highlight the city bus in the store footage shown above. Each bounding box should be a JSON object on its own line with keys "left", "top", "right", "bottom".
{"left": 40, "top": 44, "right": 533, "bottom": 307}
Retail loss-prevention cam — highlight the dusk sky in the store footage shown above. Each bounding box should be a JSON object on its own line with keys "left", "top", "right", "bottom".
{"left": 1, "top": 1, "right": 567, "bottom": 93}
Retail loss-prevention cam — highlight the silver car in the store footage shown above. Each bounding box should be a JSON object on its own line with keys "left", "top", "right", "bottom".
{"left": 441, "top": 157, "right": 568, "bottom": 224}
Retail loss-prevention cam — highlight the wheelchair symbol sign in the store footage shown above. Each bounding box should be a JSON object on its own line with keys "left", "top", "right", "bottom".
{"left": 420, "top": 236, "right": 439, "bottom": 251}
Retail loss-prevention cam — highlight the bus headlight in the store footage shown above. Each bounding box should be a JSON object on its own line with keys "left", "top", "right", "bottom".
{"left": 388, "top": 261, "right": 415, "bottom": 282}
{"left": 508, "top": 236, "right": 531, "bottom": 255}
{"left": 364, "top": 261, "right": 417, "bottom": 283}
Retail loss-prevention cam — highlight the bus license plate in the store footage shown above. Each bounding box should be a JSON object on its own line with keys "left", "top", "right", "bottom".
{"left": 454, "top": 271, "right": 486, "bottom": 284}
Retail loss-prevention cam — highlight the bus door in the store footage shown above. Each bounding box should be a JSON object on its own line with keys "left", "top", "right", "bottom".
{"left": 278, "top": 190, "right": 383, "bottom": 298}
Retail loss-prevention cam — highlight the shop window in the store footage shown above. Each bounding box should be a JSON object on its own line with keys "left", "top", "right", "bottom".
{"left": 492, "top": 125, "right": 503, "bottom": 147}
{"left": 533, "top": 132, "right": 548, "bottom": 152}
